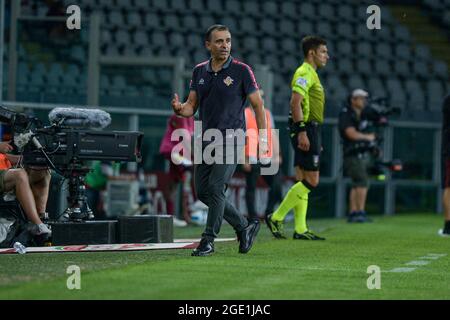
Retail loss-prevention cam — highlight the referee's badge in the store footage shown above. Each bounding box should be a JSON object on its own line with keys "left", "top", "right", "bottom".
{"left": 223, "top": 76, "right": 234, "bottom": 86}
{"left": 296, "top": 77, "right": 308, "bottom": 88}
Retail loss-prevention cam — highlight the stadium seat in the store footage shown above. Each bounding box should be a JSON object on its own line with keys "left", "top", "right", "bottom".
{"left": 127, "top": 12, "right": 142, "bottom": 27}
{"left": 299, "top": 3, "right": 315, "bottom": 16}
{"left": 394, "top": 43, "right": 412, "bottom": 62}
{"left": 200, "top": 16, "right": 216, "bottom": 31}
{"left": 168, "top": 33, "right": 184, "bottom": 50}
{"left": 242, "top": 1, "right": 261, "bottom": 18}
{"left": 108, "top": 10, "right": 125, "bottom": 27}
{"left": 367, "top": 77, "right": 386, "bottom": 97}
{"left": 262, "top": 1, "right": 279, "bottom": 17}
{"left": 151, "top": 31, "right": 167, "bottom": 49}
{"left": 133, "top": 30, "right": 149, "bottom": 47}
{"left": 347, "top": 75, "right": 366, "bottom": 90}
{"left": 337, "top": 58, "right": 354, "bottom": 76}
{"left": 355, "top": 59, "right": 373, "bottom": 77}
{"left": 298, "top": 21, "right": 314, "bottom": 37}
{"left": 432, "top": 60, "right": 449, "bottom": 80}
{"left": 374, "top": 60, "right": 391, "bottom": 77}
{"left": 414, "top": 44, "right": 432, "bottom": 61}
{"left": 336, "top": 23, "right": 354, "bottom": 40}
{"left": 375, "top": 43, "right": 392, "bottom": 59}
{"left": 337, "top": 42, "right": 352, "bottom": 56}
{"left": 355, "top": 42, "right": 372, "bottom": 59}
{"left": 144, "top": 12, "right": 161, "bottom": 29}
{"left": 280, "top": 2, "right": 298, "bottom": 19}
{"left": 224, "top": 0, "right": 242, "bottom": 16}
{"left": 412, "top": 61, "right": 430, "bottom": 79}
{"left": 261, "top": 38, "right": 277, "bottom": 54}
{"left": 394, "top": 60, "right": 411, "bottom": 78}
{"left": 182, "top": 15, "right": 198, "bottom": 30}
{"left": 152, "top": 0, "right": 170, "bottom": 12}
{"left": 189, "top": 0, "right": 206, "bottom": 13}
{"left": 318, "top": 4, "right": 336, "bottom": 23}
{"left": 163, "top": 14, "right": 182, "bottom": 31}
{"left": 115, "top": 30, "right": 131, "bottom": 47}
{"left": 260, "top": 19, "right": 277, "bottom": 37}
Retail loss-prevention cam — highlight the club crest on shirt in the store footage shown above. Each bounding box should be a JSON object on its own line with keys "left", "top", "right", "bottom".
{"left": 223, "top": 76, "right": 234, "bottom": 86}
{"left": 199, "top": 78, "right": 205, "bottom": 85}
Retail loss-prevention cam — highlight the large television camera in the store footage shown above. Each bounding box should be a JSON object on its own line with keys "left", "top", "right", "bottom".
{"left": 344, "top": 97, "right": 403, "bottom": 178}
{"left": 0, "top": 106, "right": 143, "bottom": 221}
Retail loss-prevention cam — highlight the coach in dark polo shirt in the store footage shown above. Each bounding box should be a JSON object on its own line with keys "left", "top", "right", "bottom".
{"left": 172, "top": 24, "right": 268, "bottom": 256}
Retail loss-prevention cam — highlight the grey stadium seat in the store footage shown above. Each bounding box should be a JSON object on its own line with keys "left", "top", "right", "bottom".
{"left": 336, "top": 58, "right": 353, "bottom": 76}
{"left": 200, "top": 16, "right": 216, "bottom": 31}
{"left": 152, "top": 0, "right": 170, "bottom": 12}
{"left": 281, "top": 38, "right": 297, "bottom": 54}
{"left": 151, "top": 32, "right": 167, "bottom": 49}
{"left": 375, "top": 43, "right": 392, "bottom": 59}
{"left": 127, "top": 11, "right": 141, "bottom": 27}
{"left": 279, "top": 19, "right": 295, "bottom": 37}
{"left": 412, "top": 61, "right": 430, "bottom": 79}
{"left": 168, "top": 33, "right": 184, "bottom": 50}
{"left": 115, "top": 30, "right": 131, "bottom": 47}
{"left": 394, "top": 60, "right": 411, "bottom": 78}
{"left": 356, "top": 42, "right": 372, "bottom": 59}
{"left": 133, "top": 0, "right": 149, "bottom": 10}
{"left": 336, "top": 42, "right": 352, "bottom": 56}
{"left": 242, "top": 1, "right": 261, "bottom": 18}
{"left": 298, "top": 21, "right": 314, "bottom": 37}
{"left": 414, "top": 44, "right": 432, "bottom": 61}
{"left": 337, "top": 23, "right": 354, "bottom": 40}
{"left": 182, "top": 15, "right": 198, "bottom": 29}
{"left": 394, "top": 26, "right": 411, "bottom": 43}
{"left": 224, "top": 0, "right": 242, "bottom": 16}
{"left": 374, "top": 60, "right": 391, "bottom": 77}
{"left": 432, "top": 60, "right": 449, "bottom": 80}
{"left": 260, "top": 18, "right": 277, "bottom": 37}
{"left": 299, "top": 3, "right": 315, "bottom": 16}
{"left": 318, "top": 4, "right": 336, "bottom": 22}
{"left": 261, "top": 38, "right": 278, "bottom": 54}
{"left": 347, "top": 75, "right": 366, "bottom": 90}
{"left": 367, "top": 77, "right": 386, "bottom": 97}
{"left": 133, "top": 30, "right": 148, "bottom": 47}
{"left": 163, "top": 14, "right": 182, "bottom": 31}
{"left": 355, "top": 59, "right": 373, "bottom": 77}
{"left": 189, "top": 0, "right": 206, "bottom": 13}
{"left": 144, "top": 12, "right": 160, "bottom": 29}
{"left": 281, "top": 2, "right": 298, "bottom": 19}
{"left": 262, "top": 1, "right": 279, "bottom": 17}
{"left": 394, "top": 43, "right": 412, "bottom": 62}
{"left": 108, "top": 10, "right": 124, "bottom": 27}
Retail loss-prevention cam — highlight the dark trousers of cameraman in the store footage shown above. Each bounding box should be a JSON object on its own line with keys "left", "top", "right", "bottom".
{"left": 245, "top": 164, "right": 283, "bottom": 221}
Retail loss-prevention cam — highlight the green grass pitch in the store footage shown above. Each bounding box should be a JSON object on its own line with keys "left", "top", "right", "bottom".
{"left": 0, "top": 214, "right": 449, "bottom": 299}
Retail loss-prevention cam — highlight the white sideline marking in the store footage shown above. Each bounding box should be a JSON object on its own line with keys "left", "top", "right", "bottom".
{"left": 387, "top": 253, "right": 446, "bottom": 273}
{"left": 405, "top": 260, "right": 430, "bottom": 266}
{"left": 389, "top": 267, "right": 416, "bottom": 273}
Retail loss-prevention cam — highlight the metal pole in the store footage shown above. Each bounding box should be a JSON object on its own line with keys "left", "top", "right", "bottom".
{"left": 0, "top": 0, "right": 5, "bottom": 103}
{"left": 87, "top": 13, "right": 100, "bottom": 106}
{"left": 7, "top": 0, "right": 18, "bottom": 101}
{"left": 435, "top": 128, "right": 443, "bottom": 214}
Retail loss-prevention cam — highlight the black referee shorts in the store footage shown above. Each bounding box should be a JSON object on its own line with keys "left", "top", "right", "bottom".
{"left": 290, "top": 122, "right": 322, "bottom": 172}
{"left": 442, "top": 154, "right": 450, "bottom": 189}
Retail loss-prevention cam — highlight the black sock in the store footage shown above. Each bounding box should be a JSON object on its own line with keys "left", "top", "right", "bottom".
{"left": 444, "top": 220, "right": 450, "bottom": 232}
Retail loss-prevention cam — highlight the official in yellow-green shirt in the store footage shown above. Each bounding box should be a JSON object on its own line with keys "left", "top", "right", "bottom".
{"left": 266, "top": 36, "right": 329, "bottom": 240}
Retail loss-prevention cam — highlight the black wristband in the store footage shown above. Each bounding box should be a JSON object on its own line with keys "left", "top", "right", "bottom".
{"left": 293, "top": 121, "right": 306, "bottom": 133}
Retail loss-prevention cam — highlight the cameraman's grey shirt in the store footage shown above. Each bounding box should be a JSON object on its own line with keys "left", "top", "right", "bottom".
{"left": 189, "top": 56, "right": 259, "bottom": 147}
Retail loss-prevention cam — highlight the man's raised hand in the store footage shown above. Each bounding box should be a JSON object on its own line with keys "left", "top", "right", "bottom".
{"left": 172, "top": 93, "right": 183, "bottom": 114}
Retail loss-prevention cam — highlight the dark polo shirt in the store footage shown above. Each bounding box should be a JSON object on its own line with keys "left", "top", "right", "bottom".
{"left": 190, "top": 56, "right": 259, "bottom": 138}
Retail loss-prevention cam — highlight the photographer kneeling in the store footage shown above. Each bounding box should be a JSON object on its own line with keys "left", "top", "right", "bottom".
{"left": 338, "top": 89, "right": 376, "bottom": 223}
{"left": 0, "top": 141, "right": 51, "bottom": 236}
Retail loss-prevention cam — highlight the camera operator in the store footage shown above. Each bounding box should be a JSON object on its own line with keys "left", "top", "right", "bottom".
{"left": 0, "top": 140, "right": 52, "bottom": 236}
{"left": 338, "top": 89, "right": 376, "bottom": 223}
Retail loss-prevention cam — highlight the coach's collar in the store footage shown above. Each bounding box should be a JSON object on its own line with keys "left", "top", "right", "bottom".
{"left": 206, "top": 56, "right": 233, "bottom": 73}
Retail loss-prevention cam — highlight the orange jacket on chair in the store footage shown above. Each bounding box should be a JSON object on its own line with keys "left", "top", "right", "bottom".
{"left": 0, "top": 154, "right": 12, "bottom": 170}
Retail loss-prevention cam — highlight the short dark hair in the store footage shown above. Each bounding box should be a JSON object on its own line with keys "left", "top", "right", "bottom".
{"left": 205, "top": 24, "right": 230, "bottom": 42}
{"left": 301, "top": 36, "right": 327, "bottom": 57}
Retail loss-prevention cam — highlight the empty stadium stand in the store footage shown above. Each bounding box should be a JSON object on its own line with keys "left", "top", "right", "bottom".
{"left": 2, "top": 0, "right": 450, "bottom": 119}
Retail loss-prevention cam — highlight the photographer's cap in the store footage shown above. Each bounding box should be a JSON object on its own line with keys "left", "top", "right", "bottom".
{"left": 351, "top": 89, "right": 369, "bottom": 98}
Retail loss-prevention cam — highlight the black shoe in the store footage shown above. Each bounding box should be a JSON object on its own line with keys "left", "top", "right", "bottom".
{"left": 191, "top": 238, "right": 214, "bottom": 256}
{"left": 347, "top": 212, "right": 358, "bottom": 223}
{"left": 237, "top": 220, "right": 261, "bottom": 254}
{"left": 265, "top": 213, "right": 286, "bottom": 239}
{"left": 355, "top": 212, "right": 372, "bottom": 223}
{"left": 293, "top": 230, "right": 326, "bottom": 240}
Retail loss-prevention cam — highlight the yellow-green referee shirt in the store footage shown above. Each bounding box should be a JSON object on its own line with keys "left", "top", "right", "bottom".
{"left": 290, "top": 62, "right": 325, "bottom": 123}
